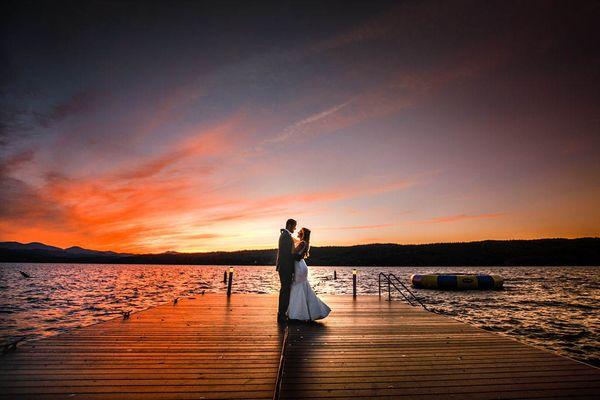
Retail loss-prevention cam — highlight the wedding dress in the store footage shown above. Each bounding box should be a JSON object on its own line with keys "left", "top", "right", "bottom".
{"left": 287, "top": 256, "right": 331, "bottom": 321}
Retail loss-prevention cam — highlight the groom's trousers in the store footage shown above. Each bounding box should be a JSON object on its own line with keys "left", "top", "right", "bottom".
{"left": 278, "top": 271, "right": 293, "bottom": 318}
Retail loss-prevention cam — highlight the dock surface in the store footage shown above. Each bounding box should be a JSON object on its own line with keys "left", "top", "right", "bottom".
{"left": 1, "top": 294, "right": 598, "bottom": 399}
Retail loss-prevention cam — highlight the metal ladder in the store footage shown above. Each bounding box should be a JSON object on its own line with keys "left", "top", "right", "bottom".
{"left": 378, "top": 272, "right": 430, "bottom": 311}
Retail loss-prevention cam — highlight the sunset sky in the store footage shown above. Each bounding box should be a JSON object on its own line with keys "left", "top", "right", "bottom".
{"left": 1, "top": 1, "right": 599, "bottom": 253}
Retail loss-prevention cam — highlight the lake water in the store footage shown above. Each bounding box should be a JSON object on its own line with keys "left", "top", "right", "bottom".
{"left": 0, "top": 263, "right": 598, "bottom": 367}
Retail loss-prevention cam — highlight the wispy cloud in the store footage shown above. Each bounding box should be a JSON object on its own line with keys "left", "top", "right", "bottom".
{"left": 422, "top": 213, "right": 504, "bottom": 224}
{"left": 34, "top": 90, "right": 106, "bottom": 128}
{"left": 195, "top": 177, "right": 414, "bottom": 226}
{"left": 318, "top": 223, "right": 397, "bottom": 231}
{"left": 263, "top": 100, "right": 354, "bottom": 145}
{"left": 112, "top": 123, "right": 233, "bottom": 181}
{"left": 255, "top": 87, "right": 415, "bottom": 150}
{"left": 256, "top": 43, "right": 507, "bottom": 151}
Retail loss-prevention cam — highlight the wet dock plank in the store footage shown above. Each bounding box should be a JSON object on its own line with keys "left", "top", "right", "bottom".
{"left": 1, "top": 294, "right": 598, "bottom": 399}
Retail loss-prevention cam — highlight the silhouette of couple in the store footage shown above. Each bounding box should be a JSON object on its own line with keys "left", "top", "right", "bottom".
{"left": 275, "top": 218, "right": 330, "bottom": 323}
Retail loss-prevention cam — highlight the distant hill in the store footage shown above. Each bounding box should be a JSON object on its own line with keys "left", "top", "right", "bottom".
{"left": 0, "top": 242, "right": 132, "bottom": 261}
{"left": 0, "top": 238, "right": 598, "bottom": 266}
{"left": 0, "top": 241, "right": 64, "bottom": 252}
{"left": 64, "top": 246, "right": 126, "bottom": 257}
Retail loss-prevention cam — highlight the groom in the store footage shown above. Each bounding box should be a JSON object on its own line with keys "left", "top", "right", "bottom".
{"left": 276, "top": 218, "right": 298, "bottom": 323}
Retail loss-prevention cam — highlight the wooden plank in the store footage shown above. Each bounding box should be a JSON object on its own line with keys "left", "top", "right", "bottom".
{"left": 4, "top": 372, "right": 599, "bottom": 389}
{"left": 2, "top": 364, "right": 591, "bottom": 379}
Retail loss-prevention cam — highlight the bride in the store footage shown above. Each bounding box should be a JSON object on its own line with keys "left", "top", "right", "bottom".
{"left": 287, "top": 228, "right": 331, "bottom": 321}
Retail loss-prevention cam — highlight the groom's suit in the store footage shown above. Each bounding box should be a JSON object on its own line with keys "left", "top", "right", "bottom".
{"left": 276, "top": 229, "right": 295, "bottom": 319}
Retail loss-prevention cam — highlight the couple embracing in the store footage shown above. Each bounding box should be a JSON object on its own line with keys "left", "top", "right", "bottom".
{"left": 276, "top": 218, "right": 331, "bottom": 323}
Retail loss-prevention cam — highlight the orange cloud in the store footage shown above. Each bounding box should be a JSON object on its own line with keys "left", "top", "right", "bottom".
{"left": 190, "top": 177, "right": 413, "bottom": 229}
{"left": 0, "top": 117, "right": 250, "bottom": 252}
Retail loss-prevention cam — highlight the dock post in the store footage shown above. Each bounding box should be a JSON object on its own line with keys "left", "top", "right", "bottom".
{"left": 352, "top": 269, "right": 357, "bottom": 297}
{"left": 223, "top": 270, "right": 227, "bottom": 283}
{"left": 226, "top": 267, "right": 233, "bottom": 296}
{"left": 334, "top": 270, "right": 337, "bottom": 280}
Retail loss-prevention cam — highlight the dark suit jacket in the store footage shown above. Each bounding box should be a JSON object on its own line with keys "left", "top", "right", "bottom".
{"left": 276, "top": 229, "right": 295, "bottom": 275}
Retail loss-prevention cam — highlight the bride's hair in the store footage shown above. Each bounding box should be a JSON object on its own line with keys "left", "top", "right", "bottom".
{"left": 299, "top": 227, "right": 311, "bottom": 258}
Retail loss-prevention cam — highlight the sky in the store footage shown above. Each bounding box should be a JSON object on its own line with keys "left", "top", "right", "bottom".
{"left": 1, "top": 0, "right": 599, "bottom": 253}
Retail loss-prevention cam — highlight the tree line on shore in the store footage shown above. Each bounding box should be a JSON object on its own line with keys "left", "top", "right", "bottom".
{"left": 1, "top": 238, "right": 598, "bottom": 266}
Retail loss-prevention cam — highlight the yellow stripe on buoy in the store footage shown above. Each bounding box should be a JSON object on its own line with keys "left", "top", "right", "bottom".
{"left": 456, "top": 275, "right": 478, "bottom": 289}
{"left": 421, "top": 274, "right": 438, "bottom": 289}
{"left": 492, "top": 275, "right": 504, "bottom": 289}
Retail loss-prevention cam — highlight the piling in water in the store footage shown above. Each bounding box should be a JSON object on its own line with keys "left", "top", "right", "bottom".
{"left": 226, "top": 267, "right": 233, "bottom": 296}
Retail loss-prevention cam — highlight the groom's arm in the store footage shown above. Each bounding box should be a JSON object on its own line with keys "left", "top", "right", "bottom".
{"left": 280, "top": 234, "right": 295, "bottom": 265}
{"left": 284, "top": 235, "right": 296, "bottom": 278}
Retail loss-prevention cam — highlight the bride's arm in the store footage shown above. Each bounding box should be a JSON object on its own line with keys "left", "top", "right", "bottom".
{"left": 292, "top": 241, "right": 306, "bottom": 260}
{"left": 294, "top": 241, "right": 306, "bottom": 253}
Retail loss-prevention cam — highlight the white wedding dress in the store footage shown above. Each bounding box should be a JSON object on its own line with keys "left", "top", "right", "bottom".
{"left": 287, "top": 257, "right": 331, "bottom": 321}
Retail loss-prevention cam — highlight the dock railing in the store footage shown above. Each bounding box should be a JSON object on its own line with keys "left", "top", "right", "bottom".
{"left": 378, "top": 272, "right": 430, "bottom": 311}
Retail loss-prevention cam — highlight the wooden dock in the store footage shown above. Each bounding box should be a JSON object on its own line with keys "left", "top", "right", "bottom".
{"left": 1, "top": 294, "right": 598, "bottom": 399}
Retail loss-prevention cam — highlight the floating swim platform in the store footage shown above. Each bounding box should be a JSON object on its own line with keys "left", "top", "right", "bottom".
{"left": 411, "top": 273, "right": 504, "bottom": 290}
